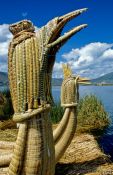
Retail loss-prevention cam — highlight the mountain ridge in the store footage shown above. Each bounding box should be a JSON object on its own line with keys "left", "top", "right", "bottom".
{"left": 0, "top": 71, "right": 113, "bottom": 86}
{"left": 92, "top": 72, "right": 113, "bottom": 84}
{"left": 0, "top": 72, "right": 8, "bottom": 85}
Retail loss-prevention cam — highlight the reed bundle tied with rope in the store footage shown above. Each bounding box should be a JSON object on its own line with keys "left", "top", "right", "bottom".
{"left": 3, "top": 8, "right": 88, "bottom": 175}
{"left": 8, "top": 20, "right": 55, "bottom": 175}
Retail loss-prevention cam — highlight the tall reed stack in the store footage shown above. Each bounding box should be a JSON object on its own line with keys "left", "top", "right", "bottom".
{"left": 0, "top": 8, "right": 88, "bottom": 175}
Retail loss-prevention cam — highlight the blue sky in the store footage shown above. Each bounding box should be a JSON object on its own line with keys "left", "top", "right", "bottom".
{"left": 0, "top": 0, "right": 113, "bottom": 78}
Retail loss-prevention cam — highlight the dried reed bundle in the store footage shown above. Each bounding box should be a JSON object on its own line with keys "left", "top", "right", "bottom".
{"left": 8, "top": 20, "right": 55, "bottom": 175}
{"left": 5, "top": 8, "right": 88, "bottom": 175}
{"left": 0, "top": 141, "right": 14, "bottom": 149}
{"left": 0, "top": 153, "right": 13, "bottom": 167}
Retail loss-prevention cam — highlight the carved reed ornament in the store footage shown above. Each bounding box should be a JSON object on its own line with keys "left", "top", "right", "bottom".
{"left": 7, "top": 8, "right": 88, "bottom": 175}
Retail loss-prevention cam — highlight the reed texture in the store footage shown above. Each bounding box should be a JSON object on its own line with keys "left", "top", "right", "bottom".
{"left": 5, "top": 8, "right": 88, "bottom": 175}
{"left": 8, "top": 20, "right": 55, "bottom": 175}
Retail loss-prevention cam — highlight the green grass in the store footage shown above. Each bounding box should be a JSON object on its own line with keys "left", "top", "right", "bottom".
{"left": 50, "top": 103, "right": 64, "bottom": 123}
{"left": 77, "top": 95, "right": 110, "bottom": 133}
{"left": 0, "top": 91, "right": 110, "bottom": 133}
{"left": 0, "top": 90, "right": 13, "bottom": 120}
{"left": 50, "top": 95, "right": 110, "bottom": 133}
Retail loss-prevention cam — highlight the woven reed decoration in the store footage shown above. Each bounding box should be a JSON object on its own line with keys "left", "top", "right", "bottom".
{"left": 8, "top": 20, "right": 55, "bottom": 175}
{"left": 53, "top": 62, "right": 90, "bottom": 163}
{"left": 6, "top": 8, "right": 87, "bottom": 175}
{"left": 54, "top": 64, "right": 78, "bottom": 162}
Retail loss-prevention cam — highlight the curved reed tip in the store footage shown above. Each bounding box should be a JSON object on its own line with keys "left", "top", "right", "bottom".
{"left": 81, "top": 24, "right": 88, "bottom": 28}
{"left": 80, "top": 8, "right": 88, "bottom": 13}
{"left": 9, "top": 20, "right": 35, "bottom": 35}
{"left": 59, "top": 7, "right": 88, "bottom": 21}
{"left": 78, "top": 76, "right": 90, "bottom": 84}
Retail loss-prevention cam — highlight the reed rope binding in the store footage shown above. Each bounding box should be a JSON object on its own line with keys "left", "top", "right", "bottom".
{"left": 6, "top": 8, "right": 88, "bottom": 175}
{"left": 13, "top": 104, "right": 51, "bottom": 123}
{"left": 8, "top": 20, "right": 55, "bottom": 175}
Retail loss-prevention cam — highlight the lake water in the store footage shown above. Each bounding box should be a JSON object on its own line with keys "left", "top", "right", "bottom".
{"left": 52, "top": 85, "right": 113, "bottom": 160}
{"left": 1, "top": 85, "right": 113, "bottom": 160}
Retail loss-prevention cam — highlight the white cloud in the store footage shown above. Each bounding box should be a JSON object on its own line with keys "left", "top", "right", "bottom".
{"left": 102, "top": 49, "right": 113, "bottom": 59}
{"left": 0, "top": 24, "right": 12, "bottom": 72}
{"left": 0, "top": 24, "right": 12, "bottom": 42}
{"left": 0, "top": 42, "right": 9, "bottom": 56}
{"left": 0, "top": 23, "right": 38, "bottom": 72}
{"left": 0, "top": 26, "right": 113, "bottom": 80}
{"left": 53, "top": 42, "right": 113, "bottom": 79}
{"left": 53, "top": 62, "right": 64, "bottom": 78}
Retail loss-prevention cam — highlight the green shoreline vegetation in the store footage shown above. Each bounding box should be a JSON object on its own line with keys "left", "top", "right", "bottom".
{"left": 0, "top": 91, "right": 113, "bottom": 175}
{"left": 51, "top": 95, "right": 110, "bottom": 134}
{"left": 0, "top": 90, "right": 110, "bottom": 134}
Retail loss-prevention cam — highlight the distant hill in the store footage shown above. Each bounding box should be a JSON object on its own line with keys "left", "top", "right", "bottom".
{"left": 0, "top": 71, "right": 113, "bottom": 86}
{"left": 0, "top": 72, "right": 63, "bottom": 86}
{"left": 0, "top": 72, "right": 8, "bottom": 85}
{"left": 92, "top": 72, "right": 113, "bottom": 84}
{"left": 53, "top": 72, "right": 113, "bottom": 85}
{"left": 52, "top": 72, "right": 113, "bottom": 85}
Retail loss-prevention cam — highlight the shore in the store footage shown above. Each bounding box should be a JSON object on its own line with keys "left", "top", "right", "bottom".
{"left": 0, "top": 127, "right": 113, "bottom": 174}
{"left": 56, "top": 133, "right": 113, "bottom": 175}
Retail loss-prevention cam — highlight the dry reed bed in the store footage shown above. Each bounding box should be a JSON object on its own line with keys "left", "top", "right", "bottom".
{"left": 0, "top": 128, "right": 113, "bottom": 174}
{"left": 56, "top": 134, "right": 113, "bottom": 175}
{"left": 0, "top": 120, "right": 16, "bottom": 130}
